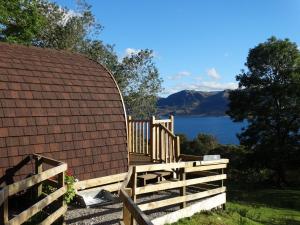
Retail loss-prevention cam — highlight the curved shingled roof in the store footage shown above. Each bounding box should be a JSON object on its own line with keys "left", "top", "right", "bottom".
{"left": 0, "top": 43, "right": 128, "bottom": 181}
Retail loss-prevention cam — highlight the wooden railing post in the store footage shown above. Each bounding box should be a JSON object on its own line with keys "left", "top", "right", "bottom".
{"left": 57, "top": 169, "right": 66, "bottom": 225}
{"left": 175, "top": 136, "right": 180, "bottom": 161}
{"left": 180, "top": 167, "right": 186, "bottom": 209}
{"left": 0, "top": 187, "right": 9, "bottom": 225}
{"left": 123, "top": 188, "right": 133, "bottom": 225}
{"left": 131, "top": 166, "right": 137, "bottom": 225}
{"left": 170, "top": 115, "right": 174, "bottom": 133}
{"left": 34, "top": 156, "right": 43, "bottom": 200}
{"left": 128, "top": 116, "right": 132, "bottom": 153}
{"left": 150, "top": 116, "right": 156, "bottom": 162}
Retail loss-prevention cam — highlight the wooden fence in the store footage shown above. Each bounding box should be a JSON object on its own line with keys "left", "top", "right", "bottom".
{"left": 120, "top": 159, "right": 229, "bottom": 225}
{"left": 128, "top": 116, "right": 180, "bottom": 163}
{"left": 0, "top": 154, "right": 67, "bottom": 225}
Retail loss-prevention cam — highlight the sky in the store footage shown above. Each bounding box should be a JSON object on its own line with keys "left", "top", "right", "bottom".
{"left": 54, "top": 0, "right": 300, "bottom": 96}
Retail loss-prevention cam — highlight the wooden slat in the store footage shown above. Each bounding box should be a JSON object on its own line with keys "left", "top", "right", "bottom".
{"left": 128, "top": 116, "right": 132, "bottom": 153}
{"left": 0, "top": 186, "right": 8, "bottom": 206}
{"left": 8, "top": 187, "right": 66, "bottom": 225}
{"left": 146, "top": 122, "right": 149, "bottom": 155}
{"left": 159, "top": 124, "right": 176, "bottom": 138}
{"left": 196, "top": 159, "right": 229, "bottom": 166}
{"left": 151, "top": 193, "right": 226, "bottom": 225}
{"left": 39, "top": 205, "right": 67, "bottom": 225}
{"left": 132, "top": 121, "right": 135, "bottom": 153}
{"left": 120, "top": 189, "right": 153, "bottom": 225}
{"left": 78, "top": 182, "right": 123, "bottom": 195}
{"left": 74, "top": 172, "right": 127, "bottom": 190}
{"left": 185, "top": 164, "right": 227, "bottom": 173}
{"left": 0, "top": 186, "right": 8, "bottom": 224}
{"left": 8, "top": 163, "right": 67, "bottom": 196}
{"left": 142, "top": 122, "right": 145, "bottom": 155}
{"left": 135, "top": 123, "right": 138, "bottom": 154}
{"left": 135, "top": 174, "right": 227, "bottom": 195}
{"left": 153, "top": 119, "right": 171, "bottom": 124}
{"left": 33, "top": 154, "right": 63, "bottom": 166}
{"left": 135, "top": 161, "right": 196, "bottom": 173}
{"left": 123, "top": 188, "right": 132, "bottom": 225}
{"left": 139, "top": 187, "right": 226, "bottom": 211}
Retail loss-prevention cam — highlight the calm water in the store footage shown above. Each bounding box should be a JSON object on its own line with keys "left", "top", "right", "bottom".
{"left": 174, "top": 116, "right": 246, "bottom": 144}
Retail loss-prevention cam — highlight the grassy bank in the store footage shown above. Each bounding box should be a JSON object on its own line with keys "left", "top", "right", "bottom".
{"left": 170, "top": 188, "right": 300, "bottom": 225}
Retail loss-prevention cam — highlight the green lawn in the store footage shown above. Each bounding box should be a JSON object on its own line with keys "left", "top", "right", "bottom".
{"left": 170, "top": 188, "right": 300, "bottom": 225}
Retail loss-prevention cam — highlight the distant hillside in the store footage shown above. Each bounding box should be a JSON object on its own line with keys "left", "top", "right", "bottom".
{"left": 157, "top": 90, "right": 230, "bottom": 116}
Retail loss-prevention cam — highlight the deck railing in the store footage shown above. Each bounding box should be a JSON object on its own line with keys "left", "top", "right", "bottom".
{"left": 120, "top": 159, "right": 229, "bottom": 225}
{"left": 0, "top": 154, "right": 67, "bottom": 225}
{"left": 128, "top": 116, "right": 180, "bottom": 163}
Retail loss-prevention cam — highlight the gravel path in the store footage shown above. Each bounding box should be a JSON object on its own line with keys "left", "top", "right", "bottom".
{"left": 65, "top": 189, "right": 187, "bottom": 225}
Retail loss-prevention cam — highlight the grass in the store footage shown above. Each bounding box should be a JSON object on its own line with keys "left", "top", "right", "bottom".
{"left": 169, "top": 188, "right": 300, "bottom": 225}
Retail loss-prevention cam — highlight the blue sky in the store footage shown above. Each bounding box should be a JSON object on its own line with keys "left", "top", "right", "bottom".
{"left": 55, "top": 0, "right": 300, "bottom": 96}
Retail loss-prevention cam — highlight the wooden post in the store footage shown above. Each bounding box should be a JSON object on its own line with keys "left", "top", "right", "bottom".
{"left": 57, "top": 170, "right": 66, "bottom": 225}
{"left": 35, "top": 156, "right": 43, "bottom": 200}
{"left": 170, "top": 115, "right": 174, "bottom": 133}
{"left": 150, "top": 116, "right": 155, "bottom": 162}
{"left": 180, "top": 167, "right": 186, "bottom": 208}
{"left": 131, "top": 166, "right": 137, "bottom": 225}
{"left": 128, "top": 116, "right": 132, "bottom": 153}
{"left": 146, "top": 122, "right": 149, "bottom": 155}
{"left": 123, "top": 188, "right": 133, "bottom": 225}
{"left": 221, "top": 168, "right": 226, "bottom": 210}
{"left": 0, "top": 187, "right": 9, "bottom": 225}
{"left": 175, "top": 136, "right": 180, "bottom": 161}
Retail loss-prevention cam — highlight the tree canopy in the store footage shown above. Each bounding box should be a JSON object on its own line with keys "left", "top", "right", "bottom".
{"left": 227, "top": 37, "right": 300, "bottom": 185}
{"left": 0, "top": 0, "right": 162, "bottom": 118}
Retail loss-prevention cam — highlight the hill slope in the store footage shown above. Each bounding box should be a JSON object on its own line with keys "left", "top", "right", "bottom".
{"left": 157, "top": 90, "right": 230, "bottom": 116}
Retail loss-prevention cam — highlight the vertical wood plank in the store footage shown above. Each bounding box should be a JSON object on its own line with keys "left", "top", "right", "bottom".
{"left": 128, "top": 116, "right": 132, "bottom": 153}
{"left": 139, "top": 122, "right": 142, "bottom": 154}
{"left": 142, "top": 122, "right": 145, "bottom": 155}
{"left": 146, "top": 122, "right": 149, "bottom": 155}
{"left": 135, "top": 123, "right": 138, "bottom": 154}
{"left": 161, "top": 127, "right": 165, "bottom": 162}
{"left": 57, "top": 170, "right": 66, "bottom": 225}
{"left": 176, "top": 136, "right": 180, "bottom": 161}
{"left": 170, "top": 115, "right": 174, "bottom": 133}
{"left": 180, "top": 167, "right": 186, "bottom": 208}
{"left": 123, "top": 188, "right": 132, "bottom": 225}
{"left": 132, "top": 121, "right": 135, "bottom": 153}
{"left": 151, "top": 116, "right": 155, "bottom": 161}
{"left": 131, "top": 167, "right": 137, "bottom": 225}
{"left": 35, "top": 156, "right": 43, "bottom": 200}
{"left": 156, "top": 125, "right": 159, "bottom": 161}
{"left": 1, "top": 187, "right": 8, "bottom": 225}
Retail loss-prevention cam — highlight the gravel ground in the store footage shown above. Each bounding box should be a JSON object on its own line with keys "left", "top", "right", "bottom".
{"left": 65, "top": 188, "right": 190, "bottom": 225}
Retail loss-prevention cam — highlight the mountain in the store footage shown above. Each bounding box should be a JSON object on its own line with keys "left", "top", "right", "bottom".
{"left": 157, "top": 90, "right": 230, "bottom": 116}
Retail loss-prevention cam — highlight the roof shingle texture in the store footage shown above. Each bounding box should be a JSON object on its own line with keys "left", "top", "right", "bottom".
{"left": 0, "top": 43, "right": 128, "bottom": 181}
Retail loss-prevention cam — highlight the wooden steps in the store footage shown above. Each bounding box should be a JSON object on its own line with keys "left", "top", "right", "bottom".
{"left": 137, "top": 170, "right": 173, "bottom": 186}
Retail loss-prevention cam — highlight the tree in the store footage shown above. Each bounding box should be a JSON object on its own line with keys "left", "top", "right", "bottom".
{"left": 227, "top": 37, "right": 300, "bottom": 185}
{"left": 120, "top": 49, "right": 162, "bottom": 118}
{"left": 0, "top": 0, "right": 46, "bottom": 44}
{"left": 0, "top": 0, "right": 162, "bottom": 118}
{"left": 190, "top": 133, "right": 219, "bottom": 155}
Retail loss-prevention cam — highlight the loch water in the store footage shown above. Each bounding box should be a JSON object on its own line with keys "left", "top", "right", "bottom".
{"left": 174, "top": 116, "right": 246, "bottom": 145}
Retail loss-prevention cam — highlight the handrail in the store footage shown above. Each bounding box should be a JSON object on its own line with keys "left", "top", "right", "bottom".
{"left": 0, "top": 154, "right": 67, "bottom": 225}
{"left": 119, "top": 159, "right": 229, "bottom": 225}
{"left": 156, "top": 123, "right": 176, "bottom": 138}
{"left": 120, "top": 188, "right": 153, "bottom": 225}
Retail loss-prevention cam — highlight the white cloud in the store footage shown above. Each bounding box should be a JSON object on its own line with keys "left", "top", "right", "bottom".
{"left": 168, "top": 71, "right": 191, "bottom": 80}
{"left": 58, "top": 9, "right": 81, "bottom": 26}
{"left": 125, "top": 48, "right": 141, "bottom": 57}
{"left": 207, "top": 68, "right": 220, "bottom": 80}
